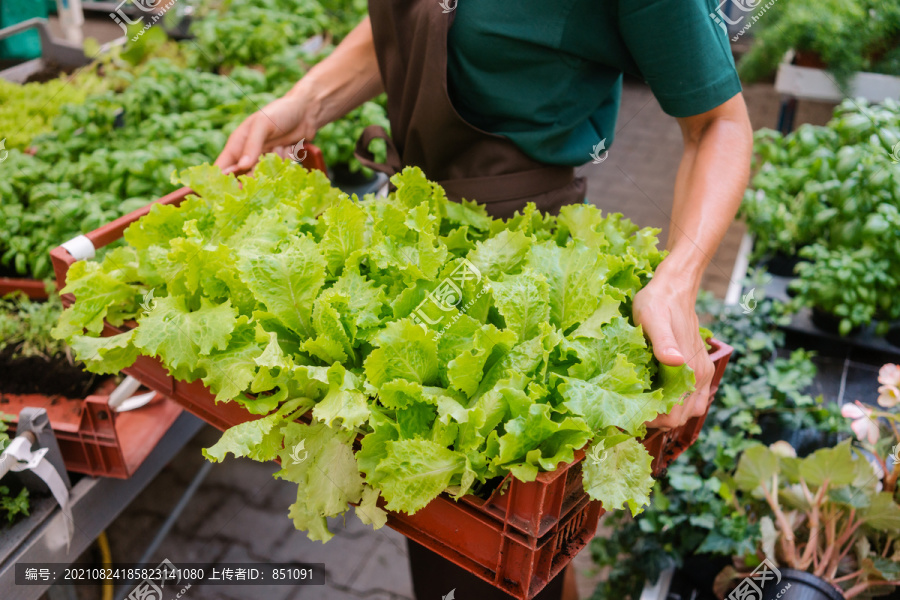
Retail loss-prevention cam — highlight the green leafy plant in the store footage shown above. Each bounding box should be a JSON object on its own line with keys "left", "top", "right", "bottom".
{"left": 317, "top": 0, "right": 368, "bottom": 40}
{"left": 741, "top": 99, "right": 900, "bottom": 333}
{"left": 737, "top": 0, "right": 900, "bottom": 91}
{"left": 0, "top": 414, "right": 30, "bottom": 525}
{"left": 790, "top": 244, "right": 898, "bottom": 335}
{"left": 0, "top": 291, "right": 68, "bottom": 361}
{"left": 719, "top": 440, "right": 900, "bottom": 599}
{"left": 54, "top": 156, "right": 698, "bottom": 540}
{"left": 316, "top": 98, "right": 390, "bottom": 174}
{"left": 2, "top": 41, "right": 387, "bottom": 280}
{"left": 0, "top": 68, "right": 107, "bottom": 151}
{"left": 589, "top": 287, "right": 848, "bottom": 600}
{"left": 188, "top": 0, "right": 331, "bottom": 69}
{"left": 1, "top": 58, "right": 274, "bottom": 280}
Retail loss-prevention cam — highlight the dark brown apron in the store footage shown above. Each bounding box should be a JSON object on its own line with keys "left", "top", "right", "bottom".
{"left": 355, "top": 0, "right": 586, "bottom": 219}
{"left": 360, "top": 3, "right": 577, "bottom": 598}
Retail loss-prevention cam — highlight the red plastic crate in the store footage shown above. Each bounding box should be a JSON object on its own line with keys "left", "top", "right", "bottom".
{"left": 1, "top": 378, "right": 183, "bottom": 478}
{"left": 0, "top": 277, "right": 51, "bottom": 299}
{"left": 48, "top": 150, "right": 733, "bottom": 597}
{"left": 390, "top": 488, "right": 605, "bottom": 599}
{"left": 387, "top": 340, "right": 730, "bottom": 599}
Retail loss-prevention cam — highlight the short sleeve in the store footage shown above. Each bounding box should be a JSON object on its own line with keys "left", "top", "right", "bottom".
{"left": 618, "top": 0, "right": 742, "bottom": 118}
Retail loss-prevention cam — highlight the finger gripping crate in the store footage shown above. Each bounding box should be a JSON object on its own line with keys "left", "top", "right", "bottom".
{"left": 48, "top": 150, "right": 732, "bottom": 598}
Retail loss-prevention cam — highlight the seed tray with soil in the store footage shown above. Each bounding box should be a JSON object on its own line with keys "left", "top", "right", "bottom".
{"left": 0, "top": 347, "right": 100, "bottom": 398}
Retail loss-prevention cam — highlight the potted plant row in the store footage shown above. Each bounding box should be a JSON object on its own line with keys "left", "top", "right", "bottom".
{"left": 737, "top": 0, "right": 900, "bottom": 97}
{"left": 739, "top": 98, "right": 900, "bottom": 347}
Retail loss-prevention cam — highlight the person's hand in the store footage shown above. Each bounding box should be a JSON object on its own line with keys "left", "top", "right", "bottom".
{"left": 215, "top": 91, "right": 320, "bottom": 172}
{"left": 632, "top": 268, "right": 715, "bottom": 430}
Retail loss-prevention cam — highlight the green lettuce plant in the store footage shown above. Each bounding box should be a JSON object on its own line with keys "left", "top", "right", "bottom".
{"left": 54, "top": 156, "right": 697, "bottom": 540}
{"left": 0, "top": 414, "right": 30, "bottom": 525}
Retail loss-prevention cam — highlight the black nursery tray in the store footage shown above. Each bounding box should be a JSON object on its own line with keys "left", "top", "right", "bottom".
{"left": 754, "top": 274, "right": 900, "bottom": 365}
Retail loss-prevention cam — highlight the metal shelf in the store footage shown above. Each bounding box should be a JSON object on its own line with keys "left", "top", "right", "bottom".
{"left": 0, "top": 412, "right": 205, "bottom": 600}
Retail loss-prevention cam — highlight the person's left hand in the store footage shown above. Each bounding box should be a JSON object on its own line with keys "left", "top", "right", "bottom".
{"left": 631, "top": 270, "right": 714, "bottom": 430}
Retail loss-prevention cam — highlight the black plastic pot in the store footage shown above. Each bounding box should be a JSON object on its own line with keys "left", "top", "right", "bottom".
{"left": 673, "top": 554, "right": 732, "bottom": 599}
{"left": 760, "top": 568, "right": 844, "bottom": 600}
{"left": 763, "top": 252, "right": 803, "bottom": 278}
{"left": 810, "top": 308, "right": 861, "bottom": 337}
{"left": 329, "top": 163, "right": 377, "bottom": 187}
{"left": 756, "top": 415, "right": 842, "bottom": 458}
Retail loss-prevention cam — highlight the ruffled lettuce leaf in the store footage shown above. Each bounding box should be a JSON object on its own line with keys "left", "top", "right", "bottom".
{"left": 53, "top": 158, "right": 701, "bottom": 540}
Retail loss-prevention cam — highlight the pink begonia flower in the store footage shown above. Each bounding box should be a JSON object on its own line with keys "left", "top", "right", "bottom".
{"left": 841, "top": 402, "right": 880, "bottom": 445}
{"left": 878, "top": 384, "right": 900, "bottom": 408}
{"left": 879, "top": 364, "right": 900, "bottom": 387}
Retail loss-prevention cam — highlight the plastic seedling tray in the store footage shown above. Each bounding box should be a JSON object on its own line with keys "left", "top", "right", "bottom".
{"left": 751, "top": 271, "right": 900, "bottom": 363}
{"left": 0, "top": 277, "right": 51, "bottom": 299}
{"left": 1, "top": 377, "right": 182, "bottom": 478}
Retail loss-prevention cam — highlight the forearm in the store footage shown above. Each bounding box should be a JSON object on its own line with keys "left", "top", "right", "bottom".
{"left": 659, "top": 98, "right": 753, "bottom": 291}
{"left": 288, "top": 17, "right": 384, "bottom": 128}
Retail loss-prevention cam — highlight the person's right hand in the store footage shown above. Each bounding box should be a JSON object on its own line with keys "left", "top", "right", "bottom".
{"left": 214, "top": 92, "right": 319, "bottom": 172}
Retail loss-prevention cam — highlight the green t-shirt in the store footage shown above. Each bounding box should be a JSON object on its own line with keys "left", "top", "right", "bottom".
{"left": 447, "top": 0, "right": 742, "bottom": 166}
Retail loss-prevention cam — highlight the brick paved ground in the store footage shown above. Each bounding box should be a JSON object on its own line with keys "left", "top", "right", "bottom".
{"left": 68, "top": 80, "right": 839, "bottom": 600}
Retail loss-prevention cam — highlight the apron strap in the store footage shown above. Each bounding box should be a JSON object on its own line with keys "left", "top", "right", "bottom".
{"left": 439, "top": 166, "right": 575, "bottom": 204}
{"left": 354, "top": 123, "right": 576, "bottom": 205}
{"left": 354, "top": 125, "right": 403, "bottom": 176}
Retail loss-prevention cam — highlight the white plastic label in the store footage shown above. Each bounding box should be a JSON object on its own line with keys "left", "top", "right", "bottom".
{"left": 6, "top": 436, "right": 74, "bottom": 548}
{"left": 61, "top": 234, "right": 96, "bottom": 261}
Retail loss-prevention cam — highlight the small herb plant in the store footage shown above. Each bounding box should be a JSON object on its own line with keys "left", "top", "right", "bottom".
{"left": 738, "top": 0, "right": 900, "bottom": 92}
{"left": 0, "top": 292, "right": 68, "bottom": 361}
{"left": 790, "top": 245, "right": 898, "bottom": 335}
{"left": 741, "top": 99, "right": 900, "bottom": 334}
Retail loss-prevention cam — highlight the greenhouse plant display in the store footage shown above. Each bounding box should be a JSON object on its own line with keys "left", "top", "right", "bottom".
{"left": 0, "top": 67, "right": 107, "bottom": 151}
{"left": 187, "top": 0, "right": 367, "bottom": 69}
{"left": 737, "top": 0, "right": 900, "bottom": 92}
{"left": 740, "top": 99, "right": 900, "bottom": 336}
{"left": 1, "top": 45, "right": 385, "bottom": 282}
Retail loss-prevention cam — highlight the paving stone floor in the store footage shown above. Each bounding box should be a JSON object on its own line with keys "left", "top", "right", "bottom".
{"left": 63, "top": 79, "right": 840, "bottom": 600}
